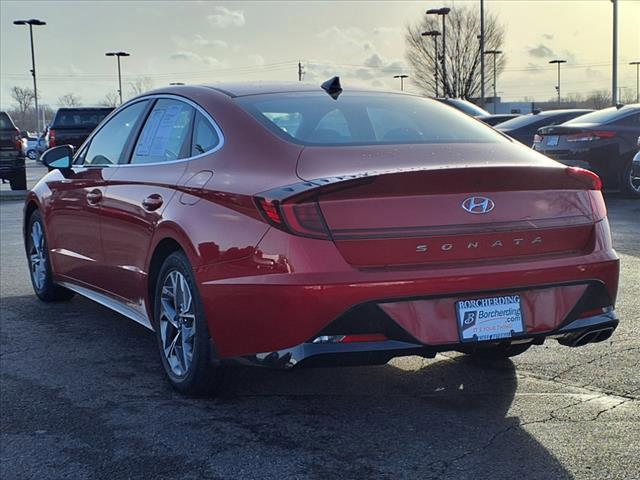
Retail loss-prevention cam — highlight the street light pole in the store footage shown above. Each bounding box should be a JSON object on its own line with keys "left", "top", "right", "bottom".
{"left": 13, "top": 19, "right": 46, "bottom": 132}
{"left": 426, "top": 8, "right": 450, "bottom": 97}
{"left": 484, "top": 50, "right": 502, "bottom": 113}
{"left": 393, "top": 74, "right": 409, "bottom": 91}
{"left": 612, "top": 0, "right": 618, "bottom": 105}
{"left": 549, "top": 59, "right": 567, "bottom": 106}
{"left": 421, "top": 31, "right": 441, "bottom": 97}
{"left": 630, "top": 61, "right": 640, "bottom": 103}
{"left": 480, "top": 0, "right": 485, "bottom": 107}
{"left": 105, "top": 51, "right": 130, "bottom": 105}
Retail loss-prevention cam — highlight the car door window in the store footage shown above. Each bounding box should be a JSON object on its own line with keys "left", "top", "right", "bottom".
{"left": 191, "top": 112, "right": 220, "bottom": 156}
{"left": 82, "top": 101, "right": 148, "bottom": 166}
{"left": 132, "top": 99, "right": 194, "bottom": 164}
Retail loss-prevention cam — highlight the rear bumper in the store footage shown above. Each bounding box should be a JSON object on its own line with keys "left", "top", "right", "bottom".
{"left": 230, "top": 311, "right": 618, "bottom": 369}
{"left": 196, "top": 219, "right": 619, "bottom": 358}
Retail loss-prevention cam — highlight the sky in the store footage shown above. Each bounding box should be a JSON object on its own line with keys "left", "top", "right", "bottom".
{"left": 1, "top": 0, "right": 639, "bottom": 109}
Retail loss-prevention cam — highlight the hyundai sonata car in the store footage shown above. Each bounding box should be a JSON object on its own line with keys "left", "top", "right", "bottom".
{"left": 25, "top": 81, "right": 620, "bottom": 395}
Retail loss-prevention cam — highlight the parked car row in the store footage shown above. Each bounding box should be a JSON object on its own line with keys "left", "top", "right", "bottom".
{"left": 0, "top": 106, "right": 113, "bottom": 190}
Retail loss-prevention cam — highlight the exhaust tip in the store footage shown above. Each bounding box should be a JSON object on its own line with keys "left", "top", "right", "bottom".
{"left": 561, "top": 327, "right": 615, "bottom": 348}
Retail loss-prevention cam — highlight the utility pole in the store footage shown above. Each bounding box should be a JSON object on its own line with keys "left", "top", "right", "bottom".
{"left": 393, "top": 74, "right": 408, "bottom": 91}
{"left": 426, "top": 8, "right": 450, "bottom": 97}
{"left": 105, "top": 51, "right": 130, "bottom": 105}
{"left": 421, "top": 31, "right": 441, "bottom": 97}
{"left": 612, "top": 0, "right": 618, "bottom": 105}
{"left": 630, "top": 61, "right": 640, "bottom": 103}
{"left": 549, "top": 59, "right": 567, "bottom": 106}
{"left": 480, "top": 0, "right": 485, "bottom": 107}
{"left": 484, "top": 50, "right": 502, "bottom": 113}
{"left": 13, "top": 19, "right": 46, "bottom": 132}
{"left": 298, "top": 62, "right": 304, "bottom": 81}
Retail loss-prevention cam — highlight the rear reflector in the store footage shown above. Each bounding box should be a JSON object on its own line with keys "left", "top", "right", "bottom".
{"left": 311, "top": 334, "right": 387, "bottom": 344}
{"left": 566, "top": 167, "right": 602, "bottom": 191}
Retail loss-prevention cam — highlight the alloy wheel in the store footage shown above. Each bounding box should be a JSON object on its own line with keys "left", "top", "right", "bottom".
{"left": 29, "top": 220, "right": 47, "bottom": 290}
{"left": 159, "top": 270, "right": 196, "bottom": 376}
{"left": 629, "top": 163, "right": 640, "bottom": 194}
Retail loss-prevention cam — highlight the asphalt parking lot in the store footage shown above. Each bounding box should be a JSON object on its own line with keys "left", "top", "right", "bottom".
{"left": 0, "top": 194, "right": 638, "bottom": 480}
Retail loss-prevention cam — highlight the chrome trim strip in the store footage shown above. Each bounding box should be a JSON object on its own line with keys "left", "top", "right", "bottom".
{"left": 58, "top": 281, "right": 153, "bottom": 331}
{"left": 118, "top": 265, "right": 146, "bottom": 275}
{"left": 50, "top": 248, "right": 96, "bottom": 262}
{"left": 73, "top": 93, "right": 224, "bottom": 169}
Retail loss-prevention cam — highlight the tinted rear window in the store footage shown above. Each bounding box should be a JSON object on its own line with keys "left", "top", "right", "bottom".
{"left": 0, "top": 112, "right": 14, "bottom": 130}
{"left": 53, "top": 109, "right": 113, "bottom": 128}
{"left": 236, "top": 92, "right": 505, "bottom": 146}
{"left": 565, "top": 106, "right": 638, "bottom": 125}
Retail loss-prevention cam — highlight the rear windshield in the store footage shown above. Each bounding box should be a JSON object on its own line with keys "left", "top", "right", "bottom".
{"left": 564, "top": 106, "right": 635, "bottom": 125}
{"left": 0, "top": 112, "right": 14, "bottom": 130}
{"left": 236, "top": 92, "right": 506, "bottom": 146}
{"left": 443, "top": 99, "right": 489, "bottom": 116}
{"left": 53, "top": 109, "right": 113, "bottom": 128}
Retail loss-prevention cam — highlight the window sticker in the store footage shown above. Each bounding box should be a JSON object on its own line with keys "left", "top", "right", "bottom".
{"left": 149, "top": 105, "right": 182, "bottom": 157}
{"left": 135, "top": 109, "right": 164, "bottom": 156}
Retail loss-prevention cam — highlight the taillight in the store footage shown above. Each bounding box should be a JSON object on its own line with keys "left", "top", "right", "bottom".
{"left": 49, "top": 128, "right": 56, "bottom": 147}
{"left": 14, "top": 128, "right": 22, "bottom": 150}
{"left": 566, "top": 131, "right": 616, "bottom": 142}
{"left": 566, "top": 166, "right": 602, "bottom": 190}
{"left": 255, "top": 197, "right": 330, "bottom": 240}
{"left": 533, "top": 134, "right": 543, "bottom": 143}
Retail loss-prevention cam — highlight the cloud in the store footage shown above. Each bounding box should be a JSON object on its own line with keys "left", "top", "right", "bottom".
{"left": 169, "top": 51, "right": 226, "bottom": 68}
{"left": 207, "top": 6, "right": 245, "bottom": 28}
{"left": 248, "top": 54, "right": 265, "bottom": 66}
{"left": 373, "top": 26, "right": 399, "bottom": 35}
{"left": 528, "top": 44, "right": 554, "bottom": 58}
{"left": 316, "top": 26, "right": 364, "bottom": 48}
{"left": 542, "top": 33, "right": 554, "bottom": 40}
{"left": 193, "top": 34, "right": 228, "bottom": 48}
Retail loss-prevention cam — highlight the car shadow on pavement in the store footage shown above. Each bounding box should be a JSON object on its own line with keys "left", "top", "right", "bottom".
{"left": 1, "top": 294, "right": 573, "bottom": 480}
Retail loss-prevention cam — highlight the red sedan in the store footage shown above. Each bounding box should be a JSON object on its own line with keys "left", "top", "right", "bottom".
{"left": 25, "top": 81, "right": 620, "bottom": 395}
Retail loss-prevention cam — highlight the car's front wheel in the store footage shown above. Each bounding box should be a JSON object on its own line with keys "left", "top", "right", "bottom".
{"left": 27, "top": 149, "right": 37, "bottom": 160}
{"left": 154, "top": 251, "right": 223, "bottom": 396}
{"left": 26, "top": 210, "right": 75, "bottom": 302}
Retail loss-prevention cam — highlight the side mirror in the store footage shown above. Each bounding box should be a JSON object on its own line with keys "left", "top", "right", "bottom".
{"left": 41, "top": 145, "right": 74, "bottom": 170}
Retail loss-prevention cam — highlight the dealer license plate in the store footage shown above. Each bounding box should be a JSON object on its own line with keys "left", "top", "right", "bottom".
{"left": 456, "top": 295, "right": 525, "bottom": 342}
{"left": 546, "top": 135, "right": 559, "bottom": 146}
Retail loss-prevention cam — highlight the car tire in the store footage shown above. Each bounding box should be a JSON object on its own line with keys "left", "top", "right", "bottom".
{"left": 26, "top": 210, "right": 75, "bottom": 302}
{"left": 460, "top": 342, "right": 531, "bottom": 359}
{"left": 27, "top": 149, "right": 37, "bottom": 160}
{"left": 622, "top": 160, "right": 640, "bottom": 198}
{"left": 154, "top": 251, "right": 224, "bottom": 396}
{"left": 10, "top": 170, "right": 27, "bottom": 190}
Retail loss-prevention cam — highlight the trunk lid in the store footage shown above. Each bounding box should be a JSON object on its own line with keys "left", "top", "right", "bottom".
{"left": 296, "top": 144, "right": 599, "bottom": 267}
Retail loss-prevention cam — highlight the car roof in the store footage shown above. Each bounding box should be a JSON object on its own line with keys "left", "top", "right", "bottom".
{"left": 201, "top": 82, "right": 402, "bottom": 98}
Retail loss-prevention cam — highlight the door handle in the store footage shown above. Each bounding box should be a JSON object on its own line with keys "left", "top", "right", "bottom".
{"left": 86, "top": 189, "right": 102, "bottom": 205}
{"left": 142, "top": 194, "right": 163, "bottom": 211}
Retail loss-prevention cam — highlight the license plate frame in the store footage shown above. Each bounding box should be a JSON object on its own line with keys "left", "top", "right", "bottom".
{"left": 455, "top": 294, "right": 526, "bottom": 343}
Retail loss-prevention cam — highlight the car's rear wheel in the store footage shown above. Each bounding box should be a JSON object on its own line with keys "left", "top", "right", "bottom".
{"left": 26, "top": 210, "right": 75, "bottom": 302}
{"left": 154, "top": 251, "right": 223, "bottom": 396}
{"left": 622, "top": 160, "right": 640, "bottom": 198}
{"left": 460, "top": 342, "right": 531, "bottom": 360}
{"left": 10, "top": 170, "right": 26, "bottom": 190}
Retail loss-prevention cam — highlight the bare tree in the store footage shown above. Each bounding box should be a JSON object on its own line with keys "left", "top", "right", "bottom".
{"left": 99, "top": 92, "right": 120, "bottom": 107}
{"left": 405, "top": 5, "right": 506, "bottom": 99}
{"left": 10, "top": 86, "right": 37, "bottom": 115}
{"left": 58, "top": 93, "right": 82, "bottom": 107}
{"left": 128, "top": 77, "right": 154, "bottom": 96}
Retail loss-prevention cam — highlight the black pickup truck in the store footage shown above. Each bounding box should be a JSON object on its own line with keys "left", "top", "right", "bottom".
{"left": 0, "top": 111, "right": 26, "bottom": 190}
{"left": 48, "top": 107, "right": 114, "bottom": 149}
